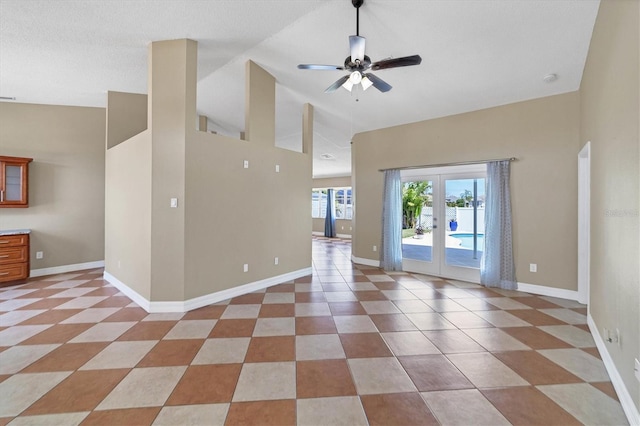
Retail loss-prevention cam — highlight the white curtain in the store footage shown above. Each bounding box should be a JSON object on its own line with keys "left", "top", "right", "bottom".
{"left": 481, "top": 161, "right": 516, "bottom": 289}
{"left": 380, "top": 169, "right": 403, "bottom": 271}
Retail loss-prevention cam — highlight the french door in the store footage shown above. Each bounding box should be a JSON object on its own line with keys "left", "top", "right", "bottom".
{"left": 401, "top": 167, "right": 486, "bottom": 283}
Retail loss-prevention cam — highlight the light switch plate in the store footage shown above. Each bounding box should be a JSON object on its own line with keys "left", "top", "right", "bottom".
{"left": 170, "top": 198, "right": 178, "bottom": 208}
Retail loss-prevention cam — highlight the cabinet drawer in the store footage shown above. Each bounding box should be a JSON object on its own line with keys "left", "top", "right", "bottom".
{"left": 0, "top": 263, "right": 28, "bottom": 283}
{"left": 0, "top": 246, "right": 28, "bottom": 265}
{"left": 0, "top": 234, "right": 28, "bottom": 247}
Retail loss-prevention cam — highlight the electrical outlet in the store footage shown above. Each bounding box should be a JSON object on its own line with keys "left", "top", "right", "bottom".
{"left": 274, "top": 257, "right": 279, "bottom": 265}
{"left": 243, "top": 160, "right": 249, "bottom": 168}
{"left": 373, "top": 245, "right": 377, "bottom": 252}
{"left": 603, "top": 327, "right": 620, "bottom": 345}
{"left": 243, "top": 264, "right": 249, "bottom": 272}
{"left": 529, "top": 263, "right": 537, "bottom": 272}
{"left": 275, "top": 165, "right": 280, "bottom": 172}
{"left": 634, "top": 359, "right": 639, "bottom": 382}
{"left": 36, "top": 251, "right": 43, "bottom": 259}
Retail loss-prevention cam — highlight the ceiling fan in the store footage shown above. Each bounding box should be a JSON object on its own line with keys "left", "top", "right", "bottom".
{"left": 297, "top": 0, "right": 422, "bottom": 93}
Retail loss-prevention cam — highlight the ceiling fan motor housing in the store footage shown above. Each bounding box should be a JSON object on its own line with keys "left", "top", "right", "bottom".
{"left": 344, "top": 55, "right": 371, "bottom": 71}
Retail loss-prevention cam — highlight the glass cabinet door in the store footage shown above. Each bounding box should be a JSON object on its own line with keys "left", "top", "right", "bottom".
{"left": 0, "top": 156, "right": 33, "bottom": 207}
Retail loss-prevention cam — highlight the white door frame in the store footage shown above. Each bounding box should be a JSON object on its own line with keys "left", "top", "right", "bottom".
{"left": 439, "top": 172, "right": 485, "bottom": 283}
{"left": 577, "top": 142, "right": 591, "bottom": 306}
{"left": 401, "top": 165, "right": 486, "bottom": 282}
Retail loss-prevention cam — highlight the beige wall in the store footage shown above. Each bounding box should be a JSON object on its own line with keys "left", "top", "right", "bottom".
{"left": 313, "top": 176, "right": 351, "bottom": 188}
{"left": 185, "top": 131, "right": 311, "bottom": 298}
{"left": 105, "top": 39, "right": 312, "bottom": 303}
{"left": 245, "top": 60, "right": 275, "bottom": 146}
{"left": 148, "top": 39, "right": 194, "bottom": 302}
{"left": 105, "top": 130, "right": 152, "bottom": 299}
{"left": 580, "top": 0, "right": 639, "bottom": 411}
{"left": 352, "top": 92, "right": 581, "bottom": 289}
{"left": 312, "top": 219, "right": 352, "bottom": 235}
{"left": 0, "top": 102, "right": 105, "bottom": 272}
{"left": 106, "top": 91, "right": 147, "bottom": 149}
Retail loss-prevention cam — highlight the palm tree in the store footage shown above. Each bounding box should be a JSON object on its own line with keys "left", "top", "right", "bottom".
{"left": 402, "top": 181, "right": 431, "bottom": 229}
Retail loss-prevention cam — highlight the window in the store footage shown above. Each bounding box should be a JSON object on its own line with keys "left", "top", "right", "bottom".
{"left": 311, "top": 189, "right": 327, "bottom": 218}
{"left": 312, "top": 187, "right": 352, "bottom": 219}
{"left": 335, "top": 188, "right": 352, "bottom": 220}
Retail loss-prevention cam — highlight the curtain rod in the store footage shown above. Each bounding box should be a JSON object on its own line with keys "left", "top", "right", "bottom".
{"left": 378, "top": 157, "right": 517, "bottom": 172}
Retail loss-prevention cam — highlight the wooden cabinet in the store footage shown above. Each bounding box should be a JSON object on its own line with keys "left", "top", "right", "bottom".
{"left": 0, "top": 156, "right": 33, "bottom": 207}
{"left": 0, "top": 233, "right": 30, "bottom": 285}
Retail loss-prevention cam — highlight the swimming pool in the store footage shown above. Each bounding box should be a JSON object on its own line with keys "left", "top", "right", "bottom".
{"left": 450, "top": 233, "right": 484, "bottom": 249}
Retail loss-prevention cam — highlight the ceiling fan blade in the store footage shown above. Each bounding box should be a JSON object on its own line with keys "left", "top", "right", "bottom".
{"left": 298, "top": 64, "right": 344, "bottom": 70}
{"left": 370, "top": 55, "right": 422, "bottom": 71}
{"left": 349, "top": 35, "right": 366, "bottom": 62}
{"left": 364, "top": 73, "right": 392, "bottom": 92}
{"left": 325, "top": 75, "right": 351, "bottom": 93}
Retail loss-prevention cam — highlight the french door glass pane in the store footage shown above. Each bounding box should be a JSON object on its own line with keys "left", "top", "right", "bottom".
{"left": 401, "top": 180, "right": 433, "bottom": 262}
{"left": 444, "top": 178, "right": 485, "bottom": 268}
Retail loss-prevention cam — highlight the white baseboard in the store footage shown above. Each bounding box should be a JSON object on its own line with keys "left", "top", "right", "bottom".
{"left": 517, "top": 282, "right": 579, "bottom": 301}
{"left": 312, "top": 231, "right": 351, "bottom": 239}
{"left": 103, "top": 271, "right": 151, "bottom": 311}
{"left": 31, "top": 260, "right": 105, "bottom": 278}
{"left": 104, "top": 267, "right": 312, "bottom": 313}
{"left": 181, "top": 268, "right": 312, "bottom": 312}
{"left": 588, "top": 314, "right": 640, "bottom": 426}
{"left": 351, "top": 255, "right": 380, "bottom": 267}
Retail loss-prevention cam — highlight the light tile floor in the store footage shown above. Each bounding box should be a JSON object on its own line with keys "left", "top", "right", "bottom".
{"left": 0, "top": 237, "right": 629, "bottom": 425}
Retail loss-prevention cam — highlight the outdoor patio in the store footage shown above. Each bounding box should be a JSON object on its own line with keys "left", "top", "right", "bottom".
{"left": 402, "top": 233, "right": 483, "bottom": 268}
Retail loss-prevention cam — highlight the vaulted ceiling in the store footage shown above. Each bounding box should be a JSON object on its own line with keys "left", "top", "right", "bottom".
{"left": 0, "top": 0, "right": 600, "bottom": 177}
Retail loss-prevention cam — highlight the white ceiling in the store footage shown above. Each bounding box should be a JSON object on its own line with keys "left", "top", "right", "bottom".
{"left": 0, "top": 0, "right": 600, "bottom": 177}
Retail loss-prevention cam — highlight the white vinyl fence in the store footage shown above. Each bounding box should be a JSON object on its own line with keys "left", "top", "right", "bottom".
{"left": 418, "top": 207, "right": 485, "bottom": 233}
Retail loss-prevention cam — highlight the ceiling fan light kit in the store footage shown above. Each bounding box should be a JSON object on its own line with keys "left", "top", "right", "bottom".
{"left": 297, "top": 0, "right": 422, "bottom": 94}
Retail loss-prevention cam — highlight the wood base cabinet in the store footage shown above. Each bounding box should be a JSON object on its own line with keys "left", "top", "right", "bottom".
{"left": 0, "top": 233, "right": 30, "bottom": 285}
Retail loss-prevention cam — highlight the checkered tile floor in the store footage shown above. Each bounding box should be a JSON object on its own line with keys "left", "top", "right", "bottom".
{"left": 0, "top": 237, "right": 628, "bottom": 425}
